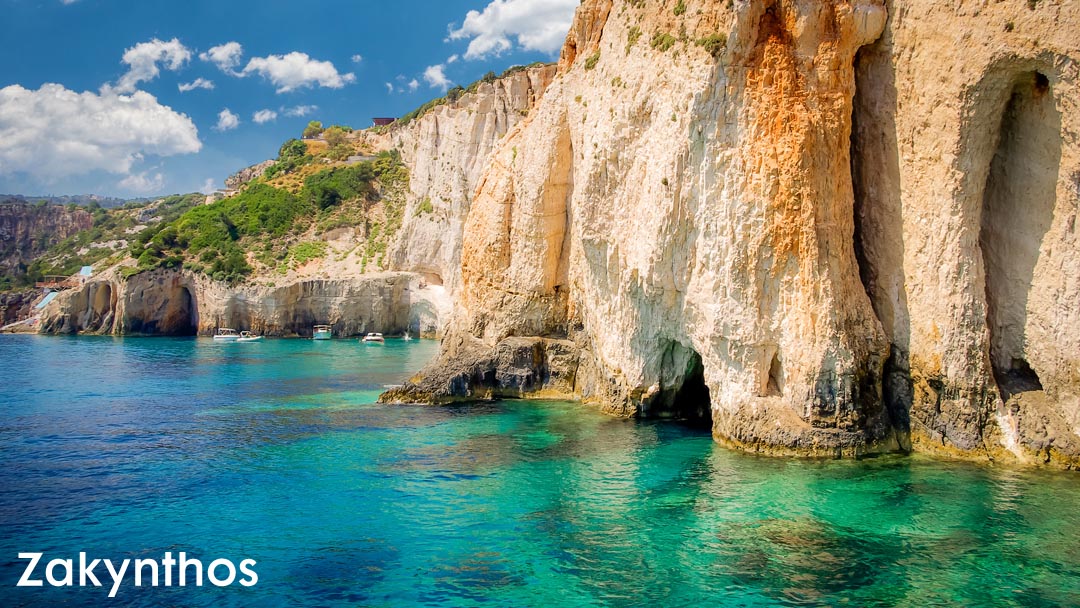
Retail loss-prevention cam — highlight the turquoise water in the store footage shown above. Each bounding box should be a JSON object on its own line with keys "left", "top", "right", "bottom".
{"left": 1, "top": 336, "right": 1079, "bottom": 607}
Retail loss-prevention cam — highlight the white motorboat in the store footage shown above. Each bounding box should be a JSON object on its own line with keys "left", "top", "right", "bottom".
{"left": 313, "top": 325, "right": 333, "bottom": 340}
{"left": 213, "top": 328, "right": 240, "bottom": 341}
{"left": 238, "top": 331, "right": 263, "bottom": 342}
{"left": 402, "top": 332, "right": 413, "bottom": 341}
{"left": 361, "top": 332, "right": 385, "bottom": 343}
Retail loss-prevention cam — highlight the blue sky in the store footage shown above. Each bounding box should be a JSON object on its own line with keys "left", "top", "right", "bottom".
{"left": 0, "top": 0, "right": 577, "bottom": 198}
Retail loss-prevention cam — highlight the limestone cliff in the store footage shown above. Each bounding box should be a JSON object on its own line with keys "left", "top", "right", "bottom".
{"left": 0, "top": 202, "right": 92, "bottom": 274}
{"left": 384, "top": 0, "right": 1080, "bottom": 468}
{"left": 39, "top": 267, "right": 446, "bottom": 338}
{"left": 34, "top": 69, "right": 554, "bottom": 340}
{"left": 384, "top": 65, "right": 558, "bottom": 295}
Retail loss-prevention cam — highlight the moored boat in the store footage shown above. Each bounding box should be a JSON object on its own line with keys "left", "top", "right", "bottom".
{"left": 213, "top": 328, "right": 240, "bottom": 341}
{"left": 361, "top": 332, "right": 385, "bottom": 343}
{"left": 313, "top": 325, "right": 333, "bottom": 340}
{"left": 238, "top": 331, "right": 263, "bottom": 342}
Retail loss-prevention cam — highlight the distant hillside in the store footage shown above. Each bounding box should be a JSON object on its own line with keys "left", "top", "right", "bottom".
{"left": 0, "top": 194, "right": 135, "bottom": 209}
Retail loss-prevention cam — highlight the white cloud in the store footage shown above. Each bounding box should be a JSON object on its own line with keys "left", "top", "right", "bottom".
{"left": 0, "top": 83, "right": 200, "bottom": 180}
{"left": 199, "top": 178, "right": 216, "bottom": 194}
{"left": 282, "top": 104, "right": 318, "bottom": 117}
{"left": 214, "top": 108, "right": 240, "bottom": 131}
{"left": 61, "top": 0, "right": 79, "bottom": 4}
{"left": 408, "top": 79, "right": 420, "bottom": 92}
{"left": 113, "top": 38, "right": 192, "bottom": 93}
{"left": 447, "top": 54, "right": 460, "bottom": 64}
{"left": 448, "top": 0, "right": 577, "bottom": 60}
{"left": 178, "top": 77, "right": 214, "bottom": 93}
{"left": 385, "top": 82, "right": 395, "bottom": 94}
{"left": 252, "top": 109, "right": 277, "bottom": 124}
{"left": 351, "top": 54, "right": 363, "bottom": 63}
{"left": 423, "top": 64, "right": 451, "bottom": 91}
{"left": 241, "top": 52, "right": 355, "bottom": 93}
{"left": 118, "top": 170, "right": 165, "bottom": 193}
{"left": 200, "top": 42, "right": 244, "bottom": 73}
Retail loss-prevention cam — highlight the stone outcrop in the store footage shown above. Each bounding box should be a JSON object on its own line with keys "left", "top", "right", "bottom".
{"left": 39, "top": 268, "right": 449, "bottom": 338}
{"left": 224, "top": 160, "right": 275, "bottom": 191}
{"left": 383, "top": 0, "right": 1080, "bottom": 468}
{"left": 0, "top": 201, "right": 92, "bottom": 273}
{"left": 384, "top": 65, "right": 558, "bottom": 295}
{"left": 0, "top": 289, "right": 38, "bottom": 326}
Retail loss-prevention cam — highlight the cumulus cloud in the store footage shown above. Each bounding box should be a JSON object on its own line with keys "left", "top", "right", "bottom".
{"left": 384, "top": 82, "right": 395, "bottom": 94}
{"left": 214, "top": 108, "right": 240, "bottom": 131}
{"left": 448, "top": 0, "right": 577, "bottom": 60}
{"left": 351, "top": 54, "right": 363, "bottom": 63}
{"left": 118, "top": 170, "right": 165, "bottom": 193}
{"left": 408, "top": 79, "right": 420, "bottom": 92}
{"left": 423, "top": 64, "right": 451, "bottom": 91}
{"left": 200, "top": 42, "right": 244, "bottom": 73}
{"left": 178, "top": 77, "right": 214, "bottom": 93}
{"left": 282, "top": 104, "right": 318, "bottom": 117}
{"left": 241, "top": 52, "right": 355, "bottom": 93}
{"left": 252, "top": 109, "right": 277, "bottom": 124}
{"left": 0, "top": 83, "right": 200, "bottom": 180}
{"left": 113, "top": 38, "right": 192, "bottom": 93}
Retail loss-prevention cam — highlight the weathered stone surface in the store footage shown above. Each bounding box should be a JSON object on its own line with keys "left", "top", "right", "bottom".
{"left": 384, "top": 65, "right": 557, "bottom": 295}
{"left": 39, "top": 268, "right": 447, "bottom": 338}
{"left": 0, "top": 202, "right": 92, "bottom": 273}
{"left": 0, "top": 289, "right": 38, "bottom": 326}
{"left": 380, "top": 333, "right": 580, "bottom": 404}
{"left": 224, "top": 160, "right": 275, "bottom": 191}
{"left": 390, "top": 0, "right": 1080, "bottom": 468}
{"left": 852, "top": 0, "right": 1080, "bottom": 467}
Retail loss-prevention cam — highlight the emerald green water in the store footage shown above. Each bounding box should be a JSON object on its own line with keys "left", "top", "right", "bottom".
{"left": 1, "top": 335, "right": 1078, "bottom": 606}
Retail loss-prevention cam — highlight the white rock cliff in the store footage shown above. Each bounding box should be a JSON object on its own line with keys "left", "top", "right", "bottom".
{"left": 384, "top": 0, "right": 1080, "bottom": 468}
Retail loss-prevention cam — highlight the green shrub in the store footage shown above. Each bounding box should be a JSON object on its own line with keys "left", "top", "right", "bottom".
{"left": 288, "top": 241, "right": 329, "bottom": 266}
{"left": 304, "top": 163, "right": 376, "bottom": 210}
{"left": 302, "top": 121, "right": 324, "bottom": 139}
{"left": 650, "top": 32, "right": 678, "bottom": 52}
{"left": 696, "top": 33, "right": 728, "bottom": 58}
{"left": 416, "top": 198, "right": 434, "bottom": 216}
{"left": 674, "top": 0, "right": 686, "bottom": 16}
{"left": 584, "top": 51, "right": 601, "bottom": 70}
{"left": 626, "top": 26, "right": 642, "bottom": 54}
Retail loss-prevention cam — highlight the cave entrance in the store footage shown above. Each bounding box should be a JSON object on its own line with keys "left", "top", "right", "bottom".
{"left": 649, "top": 342, "right": 712, "bottom": 429}
{"left": 980, "top": 71, "right": 1059, "bottom": 400}
{"left": 89, "top": 283, "right": 114, "bottom": 330}
{"left": 161, "top": 286, "right": 198, "bottom": 336}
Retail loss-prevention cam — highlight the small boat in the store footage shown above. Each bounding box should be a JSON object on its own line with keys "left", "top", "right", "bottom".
{"left": 313, "top": 325, "right": 333, "bottom": 340}
{"left": 402, "top": 332, "right": 413, "bottom": 341}
{"left": 238, "top": 331, "right": 263, "bottom": 342}
{"left": 361, "top": 332, "right": 385, "bottom": 343}
{"left": 213, "top": 328, "right": 240, "bottom": 341}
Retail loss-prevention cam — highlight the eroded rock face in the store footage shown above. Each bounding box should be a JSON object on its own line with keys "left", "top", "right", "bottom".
{"left": 224, "top": 160, "right": 275, "bottom": 191}
{"left": 39, "top": 269, "right": 449, "bottom": 338}
{"left": 387, "top": 0, "right": 1080, "bottom": 467}
{"left": 0, "top": 202, "right": 92, "bottom": 273}
{"left": 852, "top": 0, "right": 1080, "bottom": 466}
{"left": 385, "top": 65, "right": 558, "bottom": 295}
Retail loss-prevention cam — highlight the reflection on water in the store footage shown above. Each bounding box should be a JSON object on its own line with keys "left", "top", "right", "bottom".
{"left": 0, "top": 335, "right": 1078, "bottom": 607}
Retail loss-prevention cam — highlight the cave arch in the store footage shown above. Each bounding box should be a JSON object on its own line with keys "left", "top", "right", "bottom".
{"left": 979, "top": 70, "right": 1059, "bottom": 399}
{"left": 644, "top": 342, "right": 713, "bottom": 429}
{"left": 161, "top": 285, "right": 198, "bottom": 336}
{"left": 88, "top": 283, "right": 114, "bottom": 331}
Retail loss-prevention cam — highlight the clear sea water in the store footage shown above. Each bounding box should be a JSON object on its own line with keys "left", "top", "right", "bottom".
{"left": 1, "top": 335, "right": 1078, "bottom": 607}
